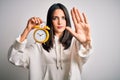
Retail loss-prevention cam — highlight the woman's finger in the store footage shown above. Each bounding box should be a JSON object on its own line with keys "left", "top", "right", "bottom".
{"left": 65, "top": 27, "right": 77, "bottom": 37}
{"left": 34, "top": 17, "right": 39, "bottom": 24}
{"left": 29, "top": 17, "right": 36, "bottom": 24}
{"left": 82, "top": 13, "right": 88, "bottom": 24}
{"left": 71, "top": 8, "right": 77, "bottom": 25}
{"left": 73, "top": 7, "right": 80, "bottom": 23}
{"left": 38, "top": 18, "right": 43, "bottom": 24}
{"left": 31, "top": 17, "right": 42, "bottom": 25}
{"left": 76, "top": 8, "right": 83, "bottom": 23}
{"left": 31, "top": 18, "right": 34, "bottom": 23}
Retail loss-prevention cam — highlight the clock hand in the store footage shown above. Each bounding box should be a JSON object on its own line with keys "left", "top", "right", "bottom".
{"left": 37, "top": 33, "right": 44, "bottom": 36}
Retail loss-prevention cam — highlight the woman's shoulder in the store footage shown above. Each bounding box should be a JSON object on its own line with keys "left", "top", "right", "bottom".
{"left": 29, "top": 43, "right": 42, "bottom": 50}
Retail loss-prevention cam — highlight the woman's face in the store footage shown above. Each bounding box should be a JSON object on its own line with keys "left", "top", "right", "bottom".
{"left": 52, "top": 9, "right": 66, "bottom": 37}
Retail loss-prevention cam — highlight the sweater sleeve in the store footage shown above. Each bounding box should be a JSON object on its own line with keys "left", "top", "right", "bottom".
{"left": 75, "top": 39, "right": 92, "bottom": 65}
{"left": 8, "top": 36, "right": 30, "bottom": 68}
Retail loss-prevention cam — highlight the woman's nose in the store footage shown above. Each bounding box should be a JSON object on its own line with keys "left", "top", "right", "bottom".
{"left": 58, "top": 18, "right": 62, "bottom": 25}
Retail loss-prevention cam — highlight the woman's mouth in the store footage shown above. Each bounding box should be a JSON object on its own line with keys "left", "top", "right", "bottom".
{"left": 57, "top": 26, "right": 63, "bottom": 29}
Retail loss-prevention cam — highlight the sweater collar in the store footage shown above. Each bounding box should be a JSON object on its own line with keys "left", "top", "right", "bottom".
{"left": 54, "top": 36, "right": 63, "bottom": 70}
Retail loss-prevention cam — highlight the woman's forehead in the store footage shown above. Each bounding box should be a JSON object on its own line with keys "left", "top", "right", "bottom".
{"left": 52, "top": 9, "right": 65, "bottom": 16}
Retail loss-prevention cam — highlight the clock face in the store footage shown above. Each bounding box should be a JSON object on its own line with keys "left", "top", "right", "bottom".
{"left": 34, "top": 29, "right": 47, "bottom": 42}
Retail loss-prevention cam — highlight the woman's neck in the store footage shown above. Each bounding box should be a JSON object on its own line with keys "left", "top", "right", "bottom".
{"left": 55, "top": 32, "right": 63, "bottom": 39}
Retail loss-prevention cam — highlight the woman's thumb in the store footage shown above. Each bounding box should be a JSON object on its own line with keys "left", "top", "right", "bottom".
{"left": 65, "top": 26, "right": 76, "bottom": 36}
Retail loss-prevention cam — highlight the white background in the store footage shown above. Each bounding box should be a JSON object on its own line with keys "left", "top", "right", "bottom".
{"left": 0, "top": 0, "right": 120, "bottom": 80}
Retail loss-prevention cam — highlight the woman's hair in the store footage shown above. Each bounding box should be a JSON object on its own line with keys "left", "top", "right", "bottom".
{"left": 42, "top": 3, "right": 73, "bottom": 52}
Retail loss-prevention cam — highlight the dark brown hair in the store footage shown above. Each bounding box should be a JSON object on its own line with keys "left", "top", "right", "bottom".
{"left": 42, "top": 3, "right": 73, "bottom": 52}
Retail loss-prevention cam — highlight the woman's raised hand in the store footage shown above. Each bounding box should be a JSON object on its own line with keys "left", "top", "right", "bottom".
{"left": 20, "top": 17, "right": 42, "bottom": 42}
{"left": 66, "top": 7, "right": 91, "bottom": 47}
{"left": 26, "top": 17, "right": 42, "bottom": 32}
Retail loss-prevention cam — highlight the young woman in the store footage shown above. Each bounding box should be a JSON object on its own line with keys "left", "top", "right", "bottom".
{"left": 8, "top": 3, "right": 92, "bottom": 80}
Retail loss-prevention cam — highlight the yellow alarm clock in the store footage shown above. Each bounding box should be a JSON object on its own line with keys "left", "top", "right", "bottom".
{"left": 33, "top": 24, "right": 50, "bottom": 43}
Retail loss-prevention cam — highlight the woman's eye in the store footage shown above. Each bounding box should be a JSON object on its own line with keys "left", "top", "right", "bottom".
{"left": 52, "top": 16, "right": 58, "bottom": 20}
{"left": 62, "top": 16, "right": 66, "bottom": 20}
{"left": 52, "top": 16, "right": 66, "bottom": 20}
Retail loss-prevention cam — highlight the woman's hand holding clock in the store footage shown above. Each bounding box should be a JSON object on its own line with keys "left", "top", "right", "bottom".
{"left": 20, "top": 17, "right": 42, "bottom": 42}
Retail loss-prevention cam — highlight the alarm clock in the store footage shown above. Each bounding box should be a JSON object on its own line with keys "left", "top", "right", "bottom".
{"left": 33, "top": 23, "right": 50, "bottom": 43}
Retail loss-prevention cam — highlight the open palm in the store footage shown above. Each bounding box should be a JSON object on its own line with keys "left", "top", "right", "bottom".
{"left": 66, "top": 7, "right": 91, "bottom": 47}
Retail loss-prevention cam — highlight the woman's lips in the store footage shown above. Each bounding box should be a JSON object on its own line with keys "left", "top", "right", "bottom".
{"left": 57, "top": 26, "right": 63, "bottom": 29}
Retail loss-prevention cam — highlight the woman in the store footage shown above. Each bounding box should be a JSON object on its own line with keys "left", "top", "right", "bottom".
{"left": 8, "top": 3, "right": 92, "bottom": 80}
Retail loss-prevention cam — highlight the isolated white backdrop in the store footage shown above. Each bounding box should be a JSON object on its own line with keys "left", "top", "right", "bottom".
{"left": 0, "top": 0, "right": 120, "bottom": 80}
